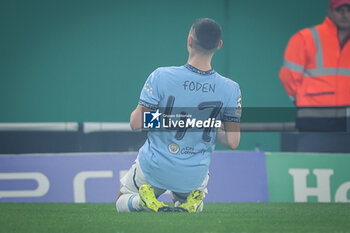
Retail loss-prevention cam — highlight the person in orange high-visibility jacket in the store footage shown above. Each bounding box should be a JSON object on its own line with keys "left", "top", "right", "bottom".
{"left": 279, "top": 0, "right": 350, "bottom": 107}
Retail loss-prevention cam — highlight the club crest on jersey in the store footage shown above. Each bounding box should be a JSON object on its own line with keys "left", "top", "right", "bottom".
{"left": 168, "top": 143, "right": 180, "bottom": 154}
{"left": 143, "top": 109, "right": 162, "bottom": 129}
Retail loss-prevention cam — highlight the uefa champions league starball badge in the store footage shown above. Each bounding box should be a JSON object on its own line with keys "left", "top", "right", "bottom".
{"left": 168, "top": 143, "right": 180, "bottom": 154}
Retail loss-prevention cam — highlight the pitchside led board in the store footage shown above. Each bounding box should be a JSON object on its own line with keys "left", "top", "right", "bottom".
{"left": 266, "top": 153, "right": 350, "bottom": 203}
{"left": 0, "top": 152, "right": 349, "bottom": 203}
{"left": 0, "top": 152, "right": 268, "bottom": 203}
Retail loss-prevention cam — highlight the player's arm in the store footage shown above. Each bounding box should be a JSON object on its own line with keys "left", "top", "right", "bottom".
{"left": 131, "top": 68, "right": 160, "bottom": 130}
{"left": 217, "top": 84, "right": 241, "bottom": 150}
{"left": 130, "top": 104, "right": 153, "bottom": 130}
{"left": 216, "top": 122, "right": 240, "bottom": 150}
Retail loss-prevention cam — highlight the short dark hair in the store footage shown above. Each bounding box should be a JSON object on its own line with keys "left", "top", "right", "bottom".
{"left": 190, "top": 18, "right": 222, "bottom": 54}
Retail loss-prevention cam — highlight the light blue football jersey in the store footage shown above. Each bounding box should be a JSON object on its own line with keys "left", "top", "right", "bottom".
{"left": 138, "top": 64, "right": 241, "bottom": 193}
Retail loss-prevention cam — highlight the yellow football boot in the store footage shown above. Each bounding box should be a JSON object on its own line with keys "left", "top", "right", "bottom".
{"left": 139, "top": 184, "right": 169, "bottom": 212}
{"left": 178, "top": 189, "right": 204, "bottom": 213}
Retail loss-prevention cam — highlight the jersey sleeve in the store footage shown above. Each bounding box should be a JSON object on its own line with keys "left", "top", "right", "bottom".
{"left": 138, "top": 69, "right": 161, "bottom": 110}
{"left": 222, "top": 84, "right": 242, "bottom": 122}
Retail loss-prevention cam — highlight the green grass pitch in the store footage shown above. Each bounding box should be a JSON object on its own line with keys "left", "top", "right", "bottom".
{"left": 0, "top": 203, "right": 349, "bottom": 233}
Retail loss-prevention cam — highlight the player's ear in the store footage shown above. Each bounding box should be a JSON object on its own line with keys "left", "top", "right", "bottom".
{"left": 217, "top": 40, "right": 223, "bottom": 50}
{"left": 188, "top": 35, "right": 193, "bottom": 47}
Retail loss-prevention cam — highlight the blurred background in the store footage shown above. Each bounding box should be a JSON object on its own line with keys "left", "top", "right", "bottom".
{"left": 0, "top": 0, "right": 329, "bottom": 153}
